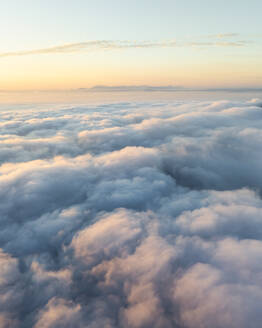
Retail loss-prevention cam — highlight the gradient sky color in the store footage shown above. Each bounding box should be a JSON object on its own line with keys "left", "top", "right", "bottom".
{"left": 1, "top": 0, "right": 262, "bottom": 90}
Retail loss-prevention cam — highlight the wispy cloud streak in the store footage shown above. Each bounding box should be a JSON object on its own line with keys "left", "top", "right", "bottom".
{"left": 0, "top": 38, "right": 250, "bottom": 58}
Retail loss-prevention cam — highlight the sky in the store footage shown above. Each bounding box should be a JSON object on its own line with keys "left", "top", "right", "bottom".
{"left": 1, "top": 2, "right": 262, "bottom": 326}
{"left": 1, "top": 0, "right": 262, "bottom": 90}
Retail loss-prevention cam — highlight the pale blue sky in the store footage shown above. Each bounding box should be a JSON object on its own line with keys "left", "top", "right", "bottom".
{"left": 1, "top": 1, "right": 262, "bottom": 90}
{"left": 1, "top": 0, "right": 262, "bottom": 49}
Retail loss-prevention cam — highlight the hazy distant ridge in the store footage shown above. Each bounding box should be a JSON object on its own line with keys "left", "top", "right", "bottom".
{"left": 77, "top": 85, "right": 262, "bottom": 93}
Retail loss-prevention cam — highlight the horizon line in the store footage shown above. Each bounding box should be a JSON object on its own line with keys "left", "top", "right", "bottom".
{"left": 1, "top": 86, "right": 262, "bottom": 93}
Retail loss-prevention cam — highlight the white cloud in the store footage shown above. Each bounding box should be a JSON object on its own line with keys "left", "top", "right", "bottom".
{"left": 0, "top": 98, "right": 262, "bottom": 327}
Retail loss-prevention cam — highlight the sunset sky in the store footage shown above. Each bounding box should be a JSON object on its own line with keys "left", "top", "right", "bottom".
{"left": 1, "top": 0, "right": 262, "bottom": 90}
{"left": 2, "top": 3, "right": 262, "bottom": 328}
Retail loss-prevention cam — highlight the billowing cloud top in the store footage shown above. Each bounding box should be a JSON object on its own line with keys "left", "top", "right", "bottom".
{"left": 0, "top": 98, "right": 262, "bottom": 327}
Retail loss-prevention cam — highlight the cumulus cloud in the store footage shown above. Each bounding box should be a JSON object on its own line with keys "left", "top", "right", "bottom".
{"left": 0, "top": 98, "right": 262, "bottom": 327}
{"left": 34, "top": 298, "right": 82, "bottom": 328}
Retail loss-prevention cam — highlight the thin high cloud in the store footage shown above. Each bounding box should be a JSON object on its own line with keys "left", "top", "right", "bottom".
{"left": 206, "top": 33, "right": 240, "bottom": 38}
{"left": 0, "top": 37, "right": 250, "bottom": 58}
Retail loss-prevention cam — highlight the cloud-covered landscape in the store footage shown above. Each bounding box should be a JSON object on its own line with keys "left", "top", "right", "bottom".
{"left": 1, "top": 98, "right": 262, "bottom": 327}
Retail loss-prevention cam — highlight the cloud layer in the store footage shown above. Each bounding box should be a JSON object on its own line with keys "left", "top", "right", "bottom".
{"left": 0, "top": 98, "right": 262, "bottom": 327}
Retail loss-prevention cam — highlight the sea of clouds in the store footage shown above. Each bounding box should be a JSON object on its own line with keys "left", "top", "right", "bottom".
{"left": 0, "top": 98, "right": 262, "bottom": 328}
